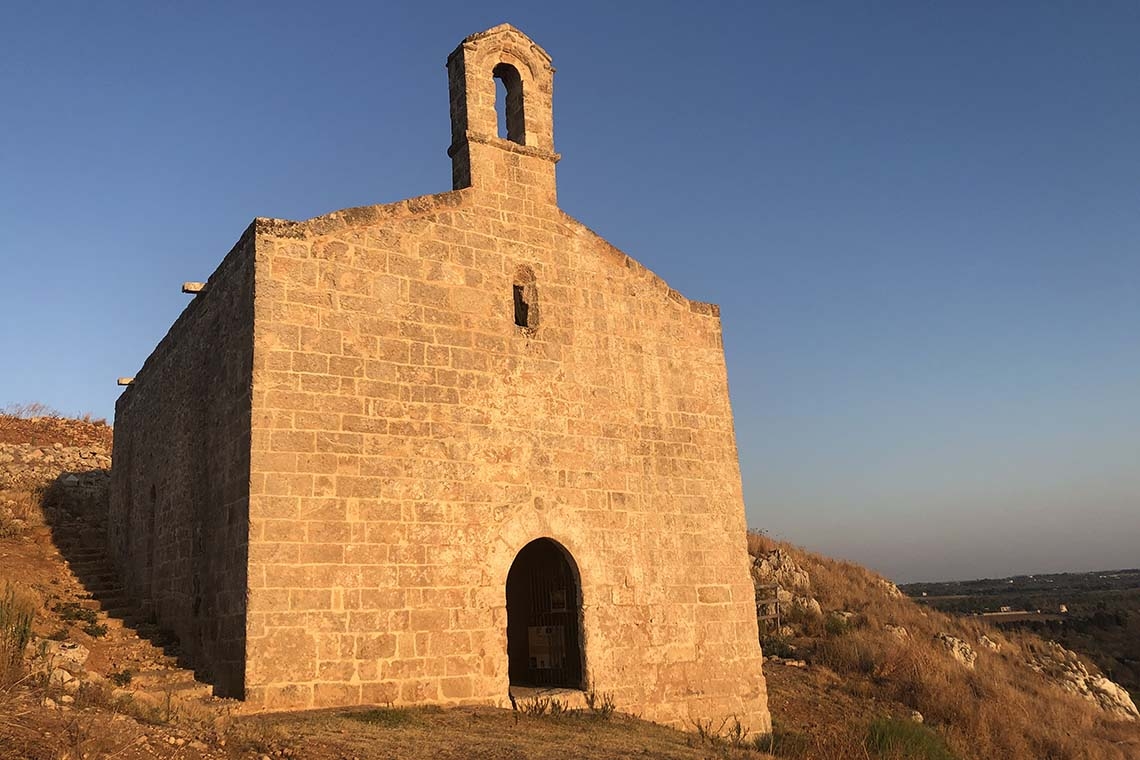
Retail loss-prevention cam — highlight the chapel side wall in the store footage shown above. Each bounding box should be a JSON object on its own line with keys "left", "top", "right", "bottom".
{"left": 109, "top": 229, "right": 255, "bottom": 697}
{"left": 242, "top": 185, "right": 768, "bottom": 732}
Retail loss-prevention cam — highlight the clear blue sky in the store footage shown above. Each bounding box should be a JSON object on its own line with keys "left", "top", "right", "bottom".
{"left": 2, "top": 2, "right": 1137, "bottom": 582}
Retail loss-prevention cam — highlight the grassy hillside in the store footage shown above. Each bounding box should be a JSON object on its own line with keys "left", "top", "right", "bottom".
{"left": 748, "top": 532, "right": 1140, "bottom": 759}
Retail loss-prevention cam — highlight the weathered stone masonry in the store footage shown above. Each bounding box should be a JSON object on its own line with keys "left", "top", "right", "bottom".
{"left": 110, "top": 227, "right": 254, "bottom": 698}
{"left": 111, "top": 24, "right": 770, "bottom": 734}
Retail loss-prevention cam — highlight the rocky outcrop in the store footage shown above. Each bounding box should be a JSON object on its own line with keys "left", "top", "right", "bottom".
{"left": 885, "top": 624, "right": 910, "bottom": 642}
{"left": 979, "top": 634, "right": 1001, "bottom": 652}
{"left": 751, "top": 548, "right": 823, "bottom": 624}
{"left": 1030, "top": 642, "right": 1139, "bottom": 721}
{"left": 751, "top": 548, "right": 811, "bottom": 593}
{"left": 0, "top": 422, "right": 111, "bottom": 535}
{"left": 875, "top": 577, "right": 904, "bottom": 599}
{"left": 935, "top": 633, "right": 977, "bottom": 669}
{"left": 0, "top": 443, "right": 111, "bottom": 490}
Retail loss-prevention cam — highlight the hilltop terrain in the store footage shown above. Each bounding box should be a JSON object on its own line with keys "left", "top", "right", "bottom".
{"left": 2, "top": 412, "right": 1139, "bottom": 759}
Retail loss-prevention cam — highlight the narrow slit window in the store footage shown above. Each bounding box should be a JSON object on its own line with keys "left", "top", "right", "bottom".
{"left": 513, "top": 285, "right": 529, "bottom": 327}
{"left": 513, "top": 266, "right": 539, "bottom": 330}
{"left": 493, "top": 63, "right": 526, "bottom": 145}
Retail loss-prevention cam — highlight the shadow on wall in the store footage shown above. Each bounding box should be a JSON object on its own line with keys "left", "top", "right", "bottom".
{"left": 41, "top": 471, "right": 224, "bottom": 687}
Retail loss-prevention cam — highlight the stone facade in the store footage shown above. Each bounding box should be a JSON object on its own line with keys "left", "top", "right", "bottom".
{"left": 110, "top": 229, "right": 254, "bottom": 697}
{"left": 111, "top": 24, "right": 770, "bottom": 734}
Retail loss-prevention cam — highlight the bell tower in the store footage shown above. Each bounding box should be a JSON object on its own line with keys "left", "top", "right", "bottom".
{"left": 446, "top": 24, "right": 560, "bottom": 205}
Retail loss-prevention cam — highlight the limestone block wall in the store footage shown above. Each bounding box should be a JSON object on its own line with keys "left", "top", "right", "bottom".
{"left": 243, "top": 183, "right": 769, "bottom": 732}
{"left": 109, "top": 228, "right": 256, "bottom": 697}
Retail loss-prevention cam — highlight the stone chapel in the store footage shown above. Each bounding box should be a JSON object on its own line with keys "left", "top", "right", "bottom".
{"left": 110, "top": 23, "right": 770, "bottom": 733}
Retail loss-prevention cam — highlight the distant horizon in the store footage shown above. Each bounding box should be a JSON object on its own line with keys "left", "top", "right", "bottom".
{"left": 891, "top": 564, "right": 1140, "bottom": 586}
{"left": 753, "top": 523, "right": 1140, "bottom": 585}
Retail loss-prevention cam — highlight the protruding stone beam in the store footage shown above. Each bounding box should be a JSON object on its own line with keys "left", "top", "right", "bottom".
{"left": 182, "top": 282, "right": 205, "bottom": 294}
{"left": 117, "top": 377, "right": 134, "bottom": 386}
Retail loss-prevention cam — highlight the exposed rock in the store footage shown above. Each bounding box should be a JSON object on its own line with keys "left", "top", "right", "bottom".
{"left": 751, "top": 548, "right": 812, "bottom": 594}
{"left": 791, "top": 595, "right": 822, "bottom": 617}
{"left": 885, "top": 624, "right": 910, "bottom": 642}
{"left": 831, "top": 611, "right": 856, "bottom": 623}
{"left": 753, "top": 548, "right": 821, "bottom": 627}
{"left": 49, "top": 668, "right": 77, "bottom": 689}
{"left": 0, "top": 442, "right": 111, "bottom": 490}
{"left": 1030, "top": 642, "right": 1139, "bottom": 721}
{"left": 979, "top": 634, "right": 1001, "bottom": 652}
{"left": 44, "top": 640, "right": 89, "bottom": 674}
{"left": 910, "top": 710, "right": 924, "bottom": 723}
{"left": 935, "top": 633, "right": 977, "bottom": 669}
{"left": 767, "top": 656, "right": 807, "bottom": 668}
{"left": 876, "top": 577, "right": 904, "bottom": 599}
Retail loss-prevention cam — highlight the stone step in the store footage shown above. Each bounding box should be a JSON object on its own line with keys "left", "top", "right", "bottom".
{"left": 71, "top": 569, "right": 118, "bottom": 582}
{"left": 84, "top": 587, "right": 127, "bottom": 599}
{"left": 96, "top": 598, "right": 137, "bottom": 613}
{"left": 63, "top": 553, "right": 108, "bottom": 563}
{"left": 132, "top": 670, "right": 205, "bottom": 688}
{"left": 67, "top": 558, "right": 114, "bottom": 568}
{"left": 73, "top": 566, "right": 115, "bottom": 576}
{"left": 101, "top": 605, "right": 138, "bottom": 619}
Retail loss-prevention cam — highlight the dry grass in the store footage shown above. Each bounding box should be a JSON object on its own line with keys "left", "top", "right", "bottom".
{"left": 222, "top": 705, "right": 777, "bottom": 760}
{"left": 749, "top": 531, "right": 1140, "bottom": 760}
{"left": 0, "top": 584, "right": 36, "bottom": 687}
{"left": 0, "top": 402, "right": 61, "bottom": 420}
{"left": 0, "top": 488, "right": 47, "bottom": 538}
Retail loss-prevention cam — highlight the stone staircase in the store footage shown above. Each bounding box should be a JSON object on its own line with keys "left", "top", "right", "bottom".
{"left": 49, "top": 521, "right": 226, "bottom": 716}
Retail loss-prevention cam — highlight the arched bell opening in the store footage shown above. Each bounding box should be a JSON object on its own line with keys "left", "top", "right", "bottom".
{"left": 505, "top": 537, "right": 584, "bottom": 689}
{"left": 493, "top": 62, "right": 526, "bottom": 145}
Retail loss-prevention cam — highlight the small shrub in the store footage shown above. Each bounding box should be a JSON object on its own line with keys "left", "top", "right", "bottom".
{"left": 761, "top": 635, "right": 797, "bottom": 659}
{"left": 825, "top": 615, "right": 852, "bottom": 637}
{"left": 54, "top": 602, "right": 98, "bottom": 625}
{"left": 109, "top": 669, "right": 133, "bottom": 687}
{"left": 865, "top": 717, "right": 958, "bottom": 760}
{"left": 691, "top": 715, "right": 731, "bottom": 744}
{"left": 785, "top": 604, "right": 826, "bottom": 638}
{"left": 74, "top": 679, "right": 119, "bottom": 709}
{"left": 724, "top": 716, "right": 748, "bottom": 747}
{"left": 755, "top": 725, "right": 811, "bottom": 758}
{"left": 813, "top": 631, "right": 886, "bottom": 676}
{"left": 584, "top": 685, "right": 616, "bottom": 719}
{"left": 82, "top": 621, "right": 108, "bottom": 638}
{"left": 518, "top": 696, "right": 552, "bottom": 716}
{"left": 548, "top": 697, "right": 571, "bottom": 716}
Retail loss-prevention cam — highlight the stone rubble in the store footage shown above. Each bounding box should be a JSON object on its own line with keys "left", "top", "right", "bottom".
{"left": 0, "top": 443, "right": 111, "bottom": 490}
{"left": 979, "top": 634, "right": 1001, "bottom": 652}
{"left": 885, "top": 624, "right": 910, "bottom": 642}
{"left": 1029, "top": 642, "right": 1139, "bottom": 721}
{"left": 934, "top": 633, "right": 977, "bottom": 670}
{"left": 752, "top": 548, "right": 824, "bottom": 625}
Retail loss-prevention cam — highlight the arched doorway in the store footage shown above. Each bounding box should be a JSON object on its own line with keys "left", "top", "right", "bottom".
{"left": 505, "top": 538, "right": 584, "bottom": 689}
